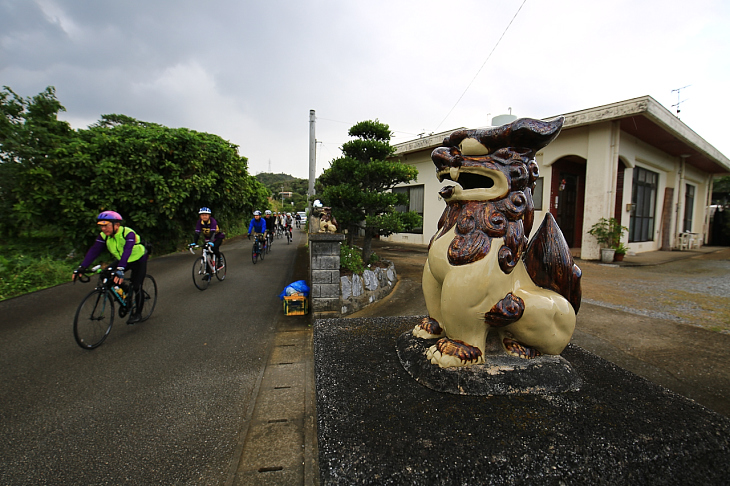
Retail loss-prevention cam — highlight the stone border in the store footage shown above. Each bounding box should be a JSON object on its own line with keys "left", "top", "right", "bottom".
{"left": 309, "top": 234, "right": 397, "bottom": 319}
{"left": 340, "top": 261, "right": 397, "bottom": 316}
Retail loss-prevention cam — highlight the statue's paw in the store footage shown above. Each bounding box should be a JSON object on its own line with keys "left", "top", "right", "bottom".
{"left": 412, "top": 317, "right": 444, "bottom": 339}
{"left": 425, "top": 338, "right": 484, "bottom": 368}
{"left": 503, "top": 337, "right": 541, "bottom": 359}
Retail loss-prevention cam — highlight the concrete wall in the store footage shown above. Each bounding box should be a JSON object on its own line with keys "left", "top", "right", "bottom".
{"left": 309, "top": 233, "right": 345, "bottom": 319}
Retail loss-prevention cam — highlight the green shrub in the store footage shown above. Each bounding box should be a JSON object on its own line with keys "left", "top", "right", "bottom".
{"left": 367, "top": 252, "right": 380, "bottom": 265}
{"left": 340, "top": 244, "right": 365, "bottom": 274}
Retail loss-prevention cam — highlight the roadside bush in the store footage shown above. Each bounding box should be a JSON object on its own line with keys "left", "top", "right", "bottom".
{"left": 340, "top": 244, "right": 365, "bottom": 274}
{"left": 0, "top": 252, "right": 75, "bottom": 301}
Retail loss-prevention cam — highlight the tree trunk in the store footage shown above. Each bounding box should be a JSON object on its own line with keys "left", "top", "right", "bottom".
{"left": 362, "top": 229, "right": 373, "bottom": 264}
{"left": 346, "top": 224, "right": 355, "bottom": 246}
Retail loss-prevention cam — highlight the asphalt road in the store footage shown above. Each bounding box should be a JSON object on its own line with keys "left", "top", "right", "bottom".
{"left": 0, "top": 230, "right": 304, "bottom": 484}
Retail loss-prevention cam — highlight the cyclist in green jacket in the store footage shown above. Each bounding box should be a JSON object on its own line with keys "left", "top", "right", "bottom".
{"left": 73, "top": 211, "right": 148, "bottom": 324}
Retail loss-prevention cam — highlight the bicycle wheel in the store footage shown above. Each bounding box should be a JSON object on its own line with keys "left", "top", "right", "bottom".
{"left": 287, "top": 230, "right": 292, "bottom": 244}
{"left": 192, "top": 257, "right": 210, "bottom": 290}
{"left": 73, "top": 289, "right": 114, "bottom": 349}
{"left": 252, "top": 244, "right": 258, "bottom": 264}
{"left": 215, "top": 253, "right": 226, "bottom": 281}
{"left": 260, "top": 242, "right": 265, "bottom": 260}
{"left": 136, "top": 275, "right": 158, "bottom": 322}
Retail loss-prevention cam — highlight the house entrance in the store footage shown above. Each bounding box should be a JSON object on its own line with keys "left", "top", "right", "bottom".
{"left": 550, "top": 157, "right": 586, "bottom": 248}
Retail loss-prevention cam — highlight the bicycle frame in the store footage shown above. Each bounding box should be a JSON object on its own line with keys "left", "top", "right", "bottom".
{"left": 190, "top": 244, "right": 216, "bottom": 268}
{"left": 79, "top": 265, "right": 129, "bottom": 307}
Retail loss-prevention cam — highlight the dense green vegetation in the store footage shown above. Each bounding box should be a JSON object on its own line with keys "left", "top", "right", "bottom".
{"left": 0, "top": 86, "right": 270, "bottom": 300}
{"left": 255, "top": 172, "right": 308, "bottom": 212}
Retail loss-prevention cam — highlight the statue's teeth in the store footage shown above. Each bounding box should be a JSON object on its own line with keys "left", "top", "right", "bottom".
{"left": 450, "top": 167, "right": 459, "bottom": 181}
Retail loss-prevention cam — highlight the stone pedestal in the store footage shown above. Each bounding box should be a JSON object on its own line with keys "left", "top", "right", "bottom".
{"left": 314, "top": 316, "right": 730, "bottom": 485}
{"left": 308, "top": 233, "right": 345, "bottom": 319}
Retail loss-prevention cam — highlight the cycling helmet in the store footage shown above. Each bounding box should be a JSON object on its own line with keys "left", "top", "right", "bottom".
{"left": 199, "top": 207, "right": 212, "bottom": 214}
{"left": 313, "top": 200, "right": 323, "bottom": 208}
{"left": 97, "top": 210, "right": 123, "bottom": 224}
{"left": 253, "top": 210, "right": 261, "bottom": 216}
{"left": 265, "top": 210, "right": 272, "bottom": 215}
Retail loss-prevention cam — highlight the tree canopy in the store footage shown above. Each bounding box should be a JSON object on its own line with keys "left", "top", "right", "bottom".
{"left": 317, "top": 119, "right": 420, "bottom": 261}
{"left": 0, "top": 86, "right": 269, "bottom": 254}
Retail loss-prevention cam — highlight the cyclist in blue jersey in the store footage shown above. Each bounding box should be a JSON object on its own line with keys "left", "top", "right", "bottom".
{"left": 247, "top": 210, "right": 267, "bottom": 237}
{"left": 72, "top": 211, "right": 148, "bottom": 324}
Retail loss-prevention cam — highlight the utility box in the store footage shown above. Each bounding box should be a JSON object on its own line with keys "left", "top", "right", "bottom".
{"left": 283, "top": 295, "right": 308, "bottom": 316}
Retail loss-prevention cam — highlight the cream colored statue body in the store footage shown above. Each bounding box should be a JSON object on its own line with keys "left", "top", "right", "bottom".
{"left": 418, "top": 226, "right": 576, "bottom": 368}
{"left": 414, "top": 134, "right": 576, "bottom": 368}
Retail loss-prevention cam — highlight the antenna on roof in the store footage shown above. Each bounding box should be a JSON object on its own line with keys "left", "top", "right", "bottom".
{"left": 671, "top": 85, "right": 691, "bottom": 116}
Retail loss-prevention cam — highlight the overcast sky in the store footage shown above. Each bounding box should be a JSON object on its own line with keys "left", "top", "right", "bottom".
{"left": 2, "top": 0, "right": 729, "bottom": 179}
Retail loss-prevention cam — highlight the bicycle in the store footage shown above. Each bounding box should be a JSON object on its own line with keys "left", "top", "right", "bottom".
{"left": 73, "top": 265, "right": 158, "bottom": 349}
{"left": 249, "top": 233, "right": 266, "bottom": 264}
{"left": 285, "top": 224, "right": 293, "bottom": 244}
{"left": 189, "top": 242, "right": 226, "bottom": 290}
{"left": 265, "top": 230, "right": 274, "bottom": 253}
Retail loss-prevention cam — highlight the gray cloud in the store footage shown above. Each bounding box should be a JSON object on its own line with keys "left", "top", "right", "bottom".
{"left": 2, "top": 0, "right": 729, "bottom": 178}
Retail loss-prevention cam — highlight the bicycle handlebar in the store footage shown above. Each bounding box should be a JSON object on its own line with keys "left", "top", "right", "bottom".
{"left": 74, "top": 264, "right": 103, "bottom": 284}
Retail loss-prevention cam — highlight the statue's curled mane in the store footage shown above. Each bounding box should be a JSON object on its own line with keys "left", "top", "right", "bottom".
{"left": 431, "top": 148, "right": 540, "bottom": 274}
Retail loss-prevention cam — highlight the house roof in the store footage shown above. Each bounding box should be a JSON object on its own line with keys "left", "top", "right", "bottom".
{"left": 393, "top": 96, "right": 730, "bottom": 175}
{"left": 558, "top": 96, "right": 730, "bottom": 175}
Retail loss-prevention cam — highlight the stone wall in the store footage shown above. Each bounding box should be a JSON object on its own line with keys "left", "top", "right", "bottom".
{"left": 309, "top": 233, "right": 397, "bottom": 319}
{"left": 340, "top": 262, "right": 397, "bottom": 316}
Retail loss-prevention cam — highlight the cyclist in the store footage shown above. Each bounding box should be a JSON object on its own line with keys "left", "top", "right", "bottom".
{"left": 294, "top": 212, "right": 302, "bottom": 228}
{"left": 284, "top": 213, "right": 293, "bottom": 240}
{"left": 262, "top": 210, "right": 276, "bottom": 246}
{"left": 275, "top": 212, "right": 284, "bottom": 234}
{"left": 72, "top": 211, "right": 148, "bottom": 324}
{"left": 247, "top": 210, "right": 267, "bottom": 251}
{"left": 190, "top": 207, "right": 225, "bottom": 268}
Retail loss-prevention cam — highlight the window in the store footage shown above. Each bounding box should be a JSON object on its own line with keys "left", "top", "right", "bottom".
{"left": 393, "top": 185, "right": 424, "bottom": 234}
{"left": 629, "top": 167, "right": 658, "bottom": 242}
{"left": 684, "top": 184, "right": 695, "bottom": 232}
{"left": 532, "top": 178, "right": 544, "bottom": 210}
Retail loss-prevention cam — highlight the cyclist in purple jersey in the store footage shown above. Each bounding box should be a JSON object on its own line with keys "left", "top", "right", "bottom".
{"left": 193, "top": 207, "right": 225, "bottom": 263}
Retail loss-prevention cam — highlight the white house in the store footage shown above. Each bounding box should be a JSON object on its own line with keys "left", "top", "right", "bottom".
{"left": 387, "top": 96, "right": 730, "bottom": 259}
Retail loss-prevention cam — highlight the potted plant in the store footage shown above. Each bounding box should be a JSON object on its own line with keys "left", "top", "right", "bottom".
{"left": 613, "top": 242, "right": 628, "bottom": 262}
{"left": 588, "top": 217, "right": 628, "bottom": 263}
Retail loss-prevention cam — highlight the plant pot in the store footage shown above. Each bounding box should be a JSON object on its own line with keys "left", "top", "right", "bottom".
{"left": 613, "top": 252, "right": 625, "bottom": 262}
{"left": 600, "top": 248, "right": 616, "bottom": 263}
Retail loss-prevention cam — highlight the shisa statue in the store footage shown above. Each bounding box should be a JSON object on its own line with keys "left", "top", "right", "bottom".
{"left": 410, "top": 117, "right": 582, "bottom": 371}
{"left": 319, "top": 207, "right": 338, "bottom": 234}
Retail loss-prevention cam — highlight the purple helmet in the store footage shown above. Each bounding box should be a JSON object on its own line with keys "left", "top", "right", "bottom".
{"left": 97, "top": 210, "right": 123, "bottom": 224}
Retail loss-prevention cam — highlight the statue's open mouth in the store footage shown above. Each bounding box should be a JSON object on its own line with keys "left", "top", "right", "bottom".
{"left": 437, "top": 166, "right": 508, "bottom": 202}
{"left": 438, "top": 168, "right": 495, "bottom": 190}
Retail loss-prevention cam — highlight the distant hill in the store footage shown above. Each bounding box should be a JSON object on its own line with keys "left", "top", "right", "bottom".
{"left": 255, "top": 172, "right": 308, "bottom": 212}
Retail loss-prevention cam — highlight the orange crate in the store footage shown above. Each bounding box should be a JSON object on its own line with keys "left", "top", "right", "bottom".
{"left": 283, "top": 295, "right": 308, "bottom": 316}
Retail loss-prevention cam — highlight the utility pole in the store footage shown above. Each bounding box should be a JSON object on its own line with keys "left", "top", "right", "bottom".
{"left": 308, "top": 110, "right": 316, "bottom": 228}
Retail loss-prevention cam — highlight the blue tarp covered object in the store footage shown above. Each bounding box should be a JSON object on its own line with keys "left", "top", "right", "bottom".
{"left": 279, "top": 280, "right": 310, "bottom": 300}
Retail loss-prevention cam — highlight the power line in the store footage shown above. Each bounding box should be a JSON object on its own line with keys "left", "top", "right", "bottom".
{"left": 434, "top": 0, "right": 528, "bottom": 131}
